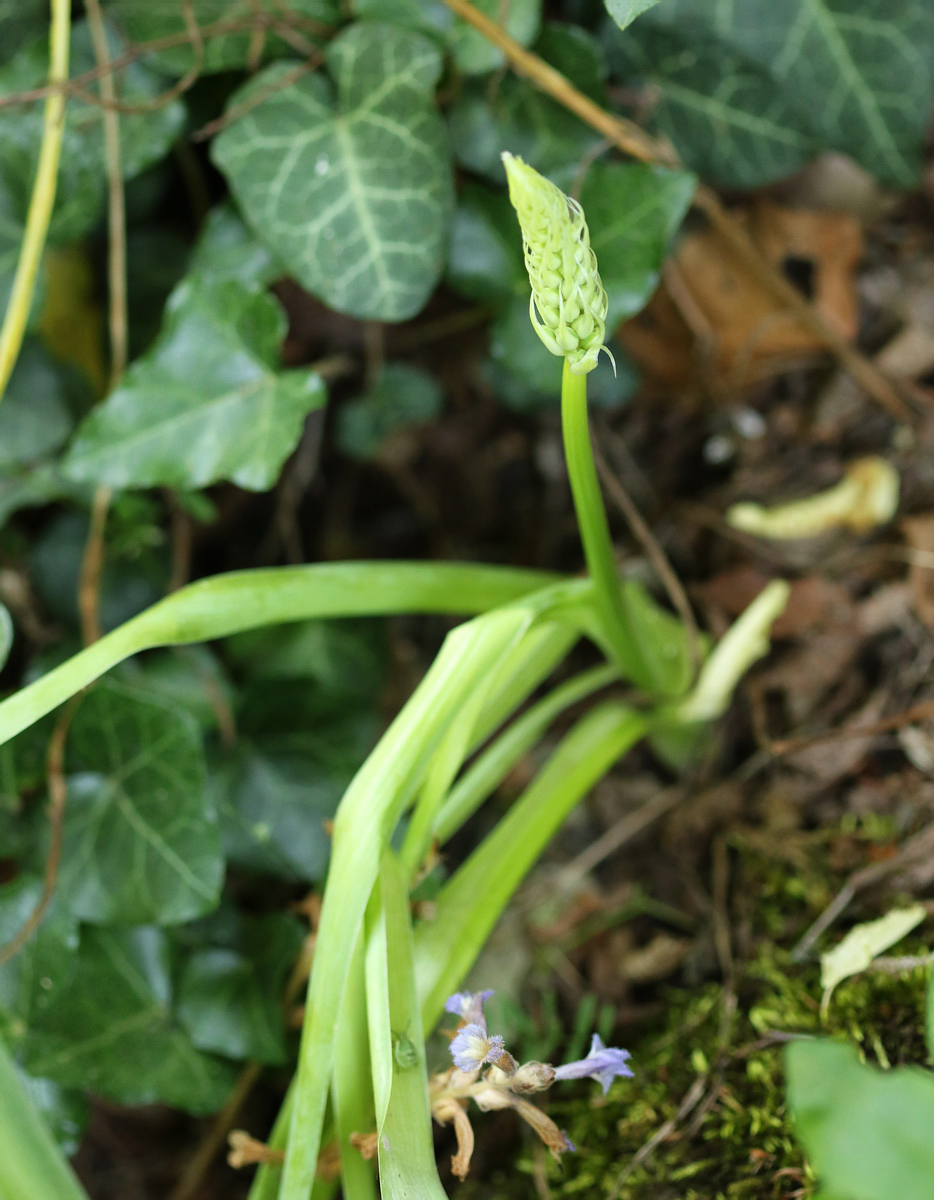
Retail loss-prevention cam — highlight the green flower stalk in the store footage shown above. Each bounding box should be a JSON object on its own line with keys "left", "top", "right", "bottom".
{"left": 502, "top": 152, "right": 662, "bottom": 692}
{"left": 501, "top": 152, "right": 611, "bottom": 375}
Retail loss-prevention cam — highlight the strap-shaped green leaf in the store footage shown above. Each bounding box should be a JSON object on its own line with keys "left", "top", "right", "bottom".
{"left": 212, "top": 23, "right": 453, "bottom": 321}
{"left": 63, "top": 280, "right": 326, "bottom": 491}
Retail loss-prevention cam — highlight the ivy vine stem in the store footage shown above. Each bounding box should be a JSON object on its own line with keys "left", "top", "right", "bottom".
{"left": 560, "top": 358, "right": 658, "bottom": 691}
{"left": 0, "top": 0, "right": 70, "bottom": 399}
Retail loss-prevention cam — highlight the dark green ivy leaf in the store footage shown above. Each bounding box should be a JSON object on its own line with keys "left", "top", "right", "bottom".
{"left": 336, "top": 363, "right": 443, "bottom": 461}
{"left": 176, "top": 913, "right": 304, "bottom": 1064}
{"left": 609, "top": 22, "right": 818, "bottom": 187}
{"left": 21, "top": 925, "right": 237, "bottom": 1113}
{"left": 55, "top": 680, "right": 222, "bottom": 926}
{"left": 643, "top": 0, "right": 934, "bottom": 187}
{"left": 0, "top": 21, "right": 185, "bottom": 247}
{"left": 108, "top": 0, "right": 339, "bottom": 75}
{"left": 582, "top": 162, "right": 695, "bottom": 327}
{"left": 63, "top": 280, "right": 326, "bottom": 491}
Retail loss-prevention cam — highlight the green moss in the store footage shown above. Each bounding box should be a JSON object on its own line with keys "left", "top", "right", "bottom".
{"left": 455, "top": 839, "right": 931, "bottom": 1199}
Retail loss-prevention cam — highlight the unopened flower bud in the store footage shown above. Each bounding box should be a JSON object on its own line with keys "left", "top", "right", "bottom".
{"left": 502, "top": 152, "right": 612, "bottom": 376}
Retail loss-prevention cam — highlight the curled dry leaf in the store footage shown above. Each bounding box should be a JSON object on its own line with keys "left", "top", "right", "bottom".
{"left": 727, "top": 457, "right": 899, "bottom": 539}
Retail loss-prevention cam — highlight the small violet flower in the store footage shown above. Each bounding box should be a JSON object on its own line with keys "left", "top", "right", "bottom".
{"left": 445, "top": 990, "right": 494, "bottom": 1029}
{"left": 553, "top": 1033, "right": 634, "bottom": 1095}
{"left": 450, "top": 1023, "right": 507, "bottom": 1073}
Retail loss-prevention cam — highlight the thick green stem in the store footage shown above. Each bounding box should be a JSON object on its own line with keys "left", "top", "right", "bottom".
{"left": 560, "top": 359, "right": 659, "bottom": 691}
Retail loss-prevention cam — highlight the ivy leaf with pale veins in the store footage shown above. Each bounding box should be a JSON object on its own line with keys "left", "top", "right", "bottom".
{"left": 613, "top": 22, "right": 818, "bottom": 187}
{"left": 63, "top": 280, "right": 326, "bottom": 491}
{"left": 212, "top": 23, "right": 453, "bottom": 321}
{"left": 56, "top": 680, "right": 222, "bottom": 926}
{"left": 21, "top": 926, "right": 237, "bottom": 1113}
{"left": 644, "top": 0, "right": 934, "bottom": 187}
{"left": 604, "top": 0, "right": 662, "bottom": 31}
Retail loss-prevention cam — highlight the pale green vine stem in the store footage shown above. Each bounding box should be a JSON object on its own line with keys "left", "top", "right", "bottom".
{"left": 0, "top": 0, "right": 71, "bottom": 399}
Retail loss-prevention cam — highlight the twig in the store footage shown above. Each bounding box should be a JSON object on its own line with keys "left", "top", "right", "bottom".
{"left": 168, "top": 930, "right": 315, "bottom": 1200}
{"left": 0, "top": 0, "right": 71, "bottom": 399}
{"left": 791, "top": 821, "right": 934, "bottom": 961}
{"left": 191, "top": 56, "right": 321, "bottom": 141}
{"left": 0, "top": 702, "right": 76, "bottom": 967}
{"left": 608, "top": 1073, "right": 708, "bottom": 1197}
{"left": 592, "top": 438, "right": 701, "bottom": 680}
{"left": 441, "top": 0, "right": 913, "bottom": 422}
{"left": 168, "top": 1063, "right": 264, "bottom": 1200}
{"left": 0, "top": 13, "right": 328, "bottom": 111}
{"left": 770, "top": 699, "right": 934, "bottom": 757}
{"left": 77, "top": 484, "right": 112, "bottom": 647}
{"left": 85, "top": 0, "right": 129, "bottom": 387}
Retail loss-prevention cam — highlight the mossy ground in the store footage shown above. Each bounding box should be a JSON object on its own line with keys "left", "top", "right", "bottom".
{"left": 455, "top": 835, "right": 931, "bottom": 1200}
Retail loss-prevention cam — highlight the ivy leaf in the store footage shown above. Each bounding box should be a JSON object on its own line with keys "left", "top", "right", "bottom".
{"left": 786, "top": 1039, "right": 934, "bottom": 1200}
{"left": 21, "top": 926, "right": 237, "bottom": 1113}
{"left": 212, "top": 23, "right": 453, "bottom": 321}
{"left": 0, "top": 340, "right": 75, "bottom": 469}
{"left": 337, "top": 363, "right": 442, "bottom": 460}
{"left": 185, "top": 202, "right": 283, "bottom": 289}
{"left": 0, "top": 21, "right": 185, "bottom": 246}
{"left": 0, "top": 0, "right": 45, "bottom": 65}
{"left": 582, "top": 163, "right": 695, "bottom": 326}
{"left": 0, "top": 877, "right": 80, "bottom": 1048}
{"left": 108, "top": 0, "right": 339, "bottom": 75}
{"left": 612, "top": 23, "right": 818, "bottom": 187}
{"left": 351, "top": 0, "right": 452, "bottom": 38}
{"left": 176, "top": 914, "right": 304, "bottom": 1064}
{"left": 216, "top": 702, "right": 378, "bottom": 884}
{"left": 63, "top": 280, "right": 326, "bottom": 491}
{"left": 646, "top": 0, "right": 934, "bottom": 186}
{"left": 451, "top": 78, "right": 603, "bottom": 186}
{"left": 820, "top": 904, "right": 926, "bottom": 1014}
{"left": 448, "top": 0, "right": 541, "bottom": 75}
{"left": 447, "top": 183, "right": 525, "bottom": 303}
{"left": 604, "top": 0, "right": 662, "bottom": 29}
{"left": 55, "top": 680, "right": 222, "bottom": 926}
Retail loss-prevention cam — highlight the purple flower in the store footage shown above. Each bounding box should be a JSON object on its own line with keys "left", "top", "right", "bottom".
{"left": 450, "top": 1023, "right": 507, "bottom": 1073}
{"left": 553, "top": 1034, "right": 634, "bottom": 1095}
{"left": 445, "top": 989, "right": 495, "bottom": 1028}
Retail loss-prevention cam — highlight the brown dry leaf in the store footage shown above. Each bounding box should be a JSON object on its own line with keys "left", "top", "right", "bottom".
{"left": 786, "top": 690, "right": 889, "bottom": 784}
{"left": 901, "top": 514, "right": 934, "bottom": 631}
{"left": 620, "top": 202, "right": 863, "bottom": 393}
{"left": 700, "top": 565, "right": 851, "bottom": 639}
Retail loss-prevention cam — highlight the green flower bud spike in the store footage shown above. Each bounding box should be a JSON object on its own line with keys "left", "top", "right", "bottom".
{"left": 502, "top": 152, "right": 613, "bottom": 376}
{"left": 503, "top": 151, "right": 665, "bottom": 695}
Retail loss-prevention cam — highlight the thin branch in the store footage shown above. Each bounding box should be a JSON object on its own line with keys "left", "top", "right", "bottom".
{"left": 593, "top": 438, "right": 702, "bottom": 680}
{"left": 85, "top": 0, "right": 129, "bottom": 388}
{"left": 0, "top": 12, "right": 327, "bottom": 112}
{"left": 0, "top": 702, "right": 76, "bottom": 967}
{"left": 192, "top": 56, "right": 321, "bottom": 141}
{"left": 441, "top": 0, "right": 913, "bottom": 422}
{"left": 770, "top": 698, "right": 934, "bottom": 757}
{"left": 78, "top": 484, "right": 112, "bottom": 647}
{"left": 0, "top": 0, "right": 71, "bottom": 400}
